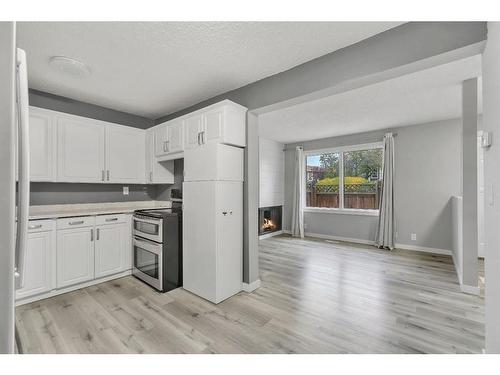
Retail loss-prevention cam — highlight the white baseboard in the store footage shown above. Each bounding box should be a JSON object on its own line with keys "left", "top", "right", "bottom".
{"left": 282, "top": 230, "right": 453, "bottom": 256}
{"left": 460, "top": 284, "right": 480, "bottom": 295}
{"left": 394, "top": 243, "right": 452, "bottom": 256}
{"left": 242, "top": 279, "right": 261, "bottom": 292}
{"left": 259, "top": 230, "right": 283, "bottom": 240}
{"left": 305, "top": 232, "right": 375, "bottom": 246}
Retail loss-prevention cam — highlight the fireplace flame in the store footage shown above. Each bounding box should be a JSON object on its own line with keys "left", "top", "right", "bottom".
{"left": 262, "top": 218, "right": 276, "bottom": 231}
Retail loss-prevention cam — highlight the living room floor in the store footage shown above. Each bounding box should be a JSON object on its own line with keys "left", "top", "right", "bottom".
{"left": 15, "top": 235, "right": 484, "bottom": 354}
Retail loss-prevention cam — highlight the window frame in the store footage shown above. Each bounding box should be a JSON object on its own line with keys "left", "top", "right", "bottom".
{"left": 303, "top": 141, "right": 383, "bottom": 216}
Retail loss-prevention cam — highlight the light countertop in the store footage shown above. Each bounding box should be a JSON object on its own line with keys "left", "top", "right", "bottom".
{"left": 28, "top": 200, "right": 172, "bottom": 220}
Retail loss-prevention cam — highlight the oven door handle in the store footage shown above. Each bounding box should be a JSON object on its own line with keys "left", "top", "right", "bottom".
{"left": 133, "top": 216, "right": 162, "bottom": 226}
{"left": 133, "top": 237, "right": 163, "bottom": 255}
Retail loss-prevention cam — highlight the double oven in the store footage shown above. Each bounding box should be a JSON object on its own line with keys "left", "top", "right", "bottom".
{"left": 132, "top": 204, "right": 182, "bottom": 292}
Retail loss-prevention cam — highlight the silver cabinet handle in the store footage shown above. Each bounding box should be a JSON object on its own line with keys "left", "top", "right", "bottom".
{"left": 165, "top": 140, "right": 169, "bottom": 152}
{"left": 222, "top": 211, "right": 228, "bottom": 216}
{"left": 107, "top": 170, "right": 110, "bottom": 181}
{"left": 105, "top": 217, "right": 118, "bottom": 222}
{"left": 149, "top": 171, "right": 153, "bottom": 182}
{"left": 96, "top": 228, "right": 100, "bottom": 240}
{"left": 163, "top": 141, "right": 166, "bottom": 152}
{"left": 101, "top": 170, "right": 105, "bottom": 181}
{"left": 28, "top": 224, "right": 42, "bottom": 230}
{"left": 69, "top": 220, "right": 84, "bottom": 226}
{"left": 90, "top": 228, "right": 94, "bottom": 241}
{"left": 197, "top": 132, "right": 201, "bottom": 145}
{"left": 202, "top": 131, "right": 205, "bottom": 144}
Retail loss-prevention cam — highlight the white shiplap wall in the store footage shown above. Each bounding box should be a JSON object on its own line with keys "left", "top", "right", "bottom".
{"left": 259, "top": 137, "right": 284, "bottom": 208}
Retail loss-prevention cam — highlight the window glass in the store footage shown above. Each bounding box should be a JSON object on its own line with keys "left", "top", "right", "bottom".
{"left": 343, "top": 149, "right": 383, "bottom": 210}
{"left": 306, "top": 152, "right": 340, "bottom": 208}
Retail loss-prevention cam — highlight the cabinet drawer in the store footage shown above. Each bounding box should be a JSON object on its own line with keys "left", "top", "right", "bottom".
{"left": 28, "top": 219, "right": 55, "bottom": 233}
{"left": 96, "top": 214, "right": 127, "bottom": 225}
{"left": 57, "top": 216, "right": 95, "bottom": 230}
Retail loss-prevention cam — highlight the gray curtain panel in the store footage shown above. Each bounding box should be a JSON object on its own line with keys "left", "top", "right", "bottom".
{"left": 376, "top": 133, "right": 395, "bottom": 250}
{"left": 291, "top": 146, "right": 305, "bottom": 238}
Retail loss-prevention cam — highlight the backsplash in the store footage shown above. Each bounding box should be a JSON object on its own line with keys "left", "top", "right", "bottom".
{"left": 29, "top": 159, "right": 185, "bottom": 205}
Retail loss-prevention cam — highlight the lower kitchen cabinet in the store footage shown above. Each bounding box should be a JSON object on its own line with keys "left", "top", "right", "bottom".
{"left": 94, "top": 215, "right": 130, "bottom": 278}
{"left": 56, "top": 219, "right": 96, "bottom": 289}
{"left": 15, "top": 220, "right": 56, "bottom": 300}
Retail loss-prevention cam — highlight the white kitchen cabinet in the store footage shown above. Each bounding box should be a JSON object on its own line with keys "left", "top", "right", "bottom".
{"left": 184, "top": 143, "right": 244, "bottom": 182}
{"left": 57, "top": 115, "right": 106, "bottom": 183}
{"left": 146, "top": 129, "right": 175, "bottom": 184}
{"left": 56, "top": 217, "right": 95, "bottom": 288}
{"left": 184, "top": 102, "right": 247, "bottom": 150}
{"left": 29, "top": 107, "right": 57, "bottom": 181}
{"left": 94, "top": 215, "right": 129, "bottom": 278}
{"left": 15, "top": 220, "right": 56, "bottom": 300}
{"left": 183, "top": 180, "right": 243, "bottom": 304}
{"left": 106, "top": 124, "right": 145, "bottom": 183}
{"left": 184, "top": 114, "right": 203, "bottom": 150}
{"left": 154, "top": 119, "right": 184, "bottom": 159}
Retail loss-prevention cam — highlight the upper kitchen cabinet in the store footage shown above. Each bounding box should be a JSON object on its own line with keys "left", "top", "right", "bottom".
{"left": 106, "top": 124, "right": 145, "bottom": 183}
{"left": 155, "top": 119, "right": 184, "bottom": 160}
{"left": 29, "top": 107, "right": 57, "bottom": 181}
{"left": 57, "top": 114, "right": 106, "bottom": 183}
{"left": 184, "top": 101, "right": 247, "bottom": 150}
{"left": 146, "top": 129, "right": 175, "bottom": 184}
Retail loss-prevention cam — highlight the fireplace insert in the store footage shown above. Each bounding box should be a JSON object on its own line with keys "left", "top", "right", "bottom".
{"left": 258, "top": 206, "right": 282, "bottom": 236}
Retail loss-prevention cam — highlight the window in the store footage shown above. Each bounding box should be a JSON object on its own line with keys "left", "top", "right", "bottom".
{"left": 305, "top": 143, "right": 383, "bottom": 212}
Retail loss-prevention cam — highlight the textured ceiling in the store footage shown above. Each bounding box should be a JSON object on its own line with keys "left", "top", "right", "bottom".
{"left": 258, "top": 56, "right": 483, "bottom": 144}
{"left": 17, "top": 22, "right": 402, "bottom": 118}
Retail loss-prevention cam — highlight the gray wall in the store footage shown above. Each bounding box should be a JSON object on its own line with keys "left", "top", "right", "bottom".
{"left": 28, "top": 91, "right": 172, "bottom": 205}
{"left": 482, "top": 21, "right": 500, "bottom": 353}
{"left": 155, "top": 158, "right": 184, "bottom": 201}
{"left": 30, "top": 89, "right": 153, "bottom": 129}
{"left": 284, "top": 118, "right": 463, "bottom": 251}
{"left": 30, "top": 183, "right": 157, "bottom": 205}
{"left": 0, "top": 21, "right": 16, "bottom": 354}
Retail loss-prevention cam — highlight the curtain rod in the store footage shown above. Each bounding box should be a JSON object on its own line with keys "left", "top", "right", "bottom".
{"left": 281, "top": 132, "right": 398, "bottom": 151}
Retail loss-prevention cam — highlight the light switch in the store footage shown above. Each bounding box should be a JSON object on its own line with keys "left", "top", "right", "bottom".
{"left": 123, "top": 186, "right": 129, "bottom": 195}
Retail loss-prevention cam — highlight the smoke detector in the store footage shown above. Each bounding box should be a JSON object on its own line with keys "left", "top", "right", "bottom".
{"left": 49, "top": 56, "right": 91, "bottom": 77}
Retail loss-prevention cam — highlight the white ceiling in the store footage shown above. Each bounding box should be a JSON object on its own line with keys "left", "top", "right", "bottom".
{"left": 258, "top": 55, "right": 483, "bottom": 144}
{"left": 16, "top": 22, "right": 402, "bottom": 119}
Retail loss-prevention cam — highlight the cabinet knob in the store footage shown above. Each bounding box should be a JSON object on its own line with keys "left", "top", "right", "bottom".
{"left": 222, "top": 211, "right": 227, "bottom": 216}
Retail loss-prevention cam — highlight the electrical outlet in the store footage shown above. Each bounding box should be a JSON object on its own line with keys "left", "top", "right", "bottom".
{"left": 123, "top": 186, "right": 129, "bottom": 195}
{"left": 411, "top": 233, "right": 417, "bottom": 241}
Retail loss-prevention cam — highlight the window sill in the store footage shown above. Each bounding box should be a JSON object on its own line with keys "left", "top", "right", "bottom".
{"left": 303, "top": 207, "right": 380, "bottom": 217}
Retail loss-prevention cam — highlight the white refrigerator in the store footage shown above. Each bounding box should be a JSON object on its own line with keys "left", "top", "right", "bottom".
{"left": 183, "top": 143, "right": 243, "bottom": 304}
{"left": 0, "top": 23, "right": 30, "bottom": 354}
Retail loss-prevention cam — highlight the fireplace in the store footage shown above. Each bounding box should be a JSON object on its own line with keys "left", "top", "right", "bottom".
{"left": 258, "top": 206, "right": 282, "bottom": 236}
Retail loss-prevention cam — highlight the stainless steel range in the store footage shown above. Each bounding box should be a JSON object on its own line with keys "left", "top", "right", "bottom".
{"left": 132, "top": 202, "right": 182, "bottom": 292}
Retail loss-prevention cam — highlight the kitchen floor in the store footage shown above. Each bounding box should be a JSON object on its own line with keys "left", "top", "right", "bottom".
{"left": 15, "top": 235, "right": 484, "bottom": 353}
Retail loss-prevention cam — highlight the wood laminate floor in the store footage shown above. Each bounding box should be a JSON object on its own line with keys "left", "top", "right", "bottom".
{"left": 16, "top": 235, "right": 485, "bottom": 354}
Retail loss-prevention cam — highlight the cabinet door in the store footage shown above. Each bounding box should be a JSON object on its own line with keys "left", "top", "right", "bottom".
{"left": 16, "top": 227, "right": 55, "bottom": 300}
{"left": 95, "top": 223, "right": 128, "bottom": 278}
{"left": 166, "top": 120, "right": 184, "bottom": 153}
{"left": 57, "top": 116, "right": 105, "bottom": 183}
{"left": 29, "top": 107, "right": 56, "bottom": 181}
{"left": 56, "top": 227, "right": 95, "bottom": 288}
{"left": 215, "top": 181, "right": 243, "bottom": 303}
{"left": 184, "top": 114, "right": 203, "bottom": 150}
{"left": 203, "top": 108, "right": 224, "bottom": 144}
{"left": 154, "top": 124, "right": 168, "bottom": 157}
{"left": 182, "top": 181, "right": 217, "bottom": 302}
{"left": 106, "top": 125, "right": 145, "bottom": 183}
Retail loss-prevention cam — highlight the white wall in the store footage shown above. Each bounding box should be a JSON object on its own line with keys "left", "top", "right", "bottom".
{"left": 482, "top": 21, "right": 500, "bottom": 353}
{"left": 284, "top": 118, "right": 462, "bottom": 252}
{"left": 259, "top": 137, "right": 284, "bottom": 208}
